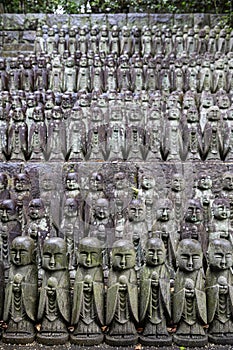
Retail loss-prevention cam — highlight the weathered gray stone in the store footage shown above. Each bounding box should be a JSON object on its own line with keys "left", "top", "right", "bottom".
{"left": 209, "top": 14, "right": 226, "bottom": 28}
{"left": 107, "top": 14, "right": 127, "bottom": 28}
{"left": 3, "top": 31, "right": 20, "bottom": 45}
{"left": 22, "top": 30, "right": 36, "bottom": 43}
{"left": 46, "top": 14, "right": 70, "bottom": 28}
{"left": 193, "top": 13, "right": 210, "bottom": 27}
{"left": 126, "top": 13, "right": 149, "bottom": 28}
{"left": 90, "top": 13, "right": 107, "bottom": 26}
{"left": 174, "top": 13, "right": 193, "bottom": 27}
{"left": 3, "top": 14, "right": 25, "bottom": 30}
{"left": 24, "top": 14, "right": 47, "bottom": 30}
{"left": 69, "top": 14, "right": 90, "bottom": 28}
{"left": 149, "top": 13, "right": 173, "bottom": 27}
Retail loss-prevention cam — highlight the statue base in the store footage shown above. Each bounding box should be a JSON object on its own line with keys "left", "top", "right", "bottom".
{"left": 209, "top": 334, "right": 233, "bottom": 345}
{"left": 70, "top": 333, "right": 104, "bottom": 345}
{"left": 105, "top": 334, "right": 138, "bottom": 346}
{"left": 140, "top": 334, "right": 172, "bottom": 346}
{"left": 173, "top": 334, "right": 208, "bottom": 347}
{"left": 2, "top": 331, "right": 35, "bottom": 344}
{"left": 37, "top": 331, "right": 69, "bottom": 345}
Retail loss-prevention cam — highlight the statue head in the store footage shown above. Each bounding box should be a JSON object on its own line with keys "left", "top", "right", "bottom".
{"left": 184, "top": 199, "right": 203, "bottom": 223}
{"left": 222, "top": 172, "right": 233, "bottom": 191}
{"left": 156, "top": 199, "right": 173, "bottom": 222}
{"left": 32, "top": 106, "right": 45, "bottom": 122}
{"left": 13, "top": 273, "right": 23, "bottom": 292}
{"left": 207, "top": 239, "right": 233, "bottom": 271}
{"left": 64, "top": 198, "right": 78, "bottom": 218}
{"left": 78, "top": 237, "right": 103, "bottom": 268}
{"left": 212, "top": 198, "right": 230, "bottom": 220}
{"left": 28, "top": 198, "right": 45, "bottom": 220}
{"left": 176, "top": 239, "right": 203, "bottom": 272}
{"left": 94, "top": 198, "right": 110, "bottom": 220}
{"left": 0, "top": 199, "right": 18, "bottom": 223}
{"left": 171, "top": 173, "right": 184, "bottom": 192}
{"left": 42, "top": 238, "right": 67, "bottom": 271}
{"left": 197, "top": 172, "right": 212, "bottom": 190}
{"left": 11, "top": 236, "right": 35, "bottom": 266}
{"left": 65, "top": 172, "right": 80, "bottom": 191}
{"left": 111, "top": 239, "right": 136, "bottom": 271}
{"left": 114, "top": 172, "right": 128, "bottom": 190}
{"left": 14, "top": 173, "right": 30, "bottom": 192}
{"left": 89, "top": 172, "right": 103, "bottom": 191}
{"left": 128, "top": 199, "right": 145, "bottom": 223}
{"left": 141, "top": 173, "right": 155, "bottom": 190}
{"left": 145, "top": 238, "right": 166, "bottom": 266}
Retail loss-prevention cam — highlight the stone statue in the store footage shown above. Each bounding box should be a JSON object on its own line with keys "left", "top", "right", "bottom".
{"left": 37, "top": 238, "right": 70, "bottom": 345}
{"left": 3, "top": 236, "right": 37, "bottom": 344}
{"left": 140, "top": 238, "right": 172, "bottom": 345}
{"left": 221, "top": 172, "right": 233, "bottom": 225}
{"left": 173, "top": 239, "right": 208, "bottom": 346}
{"left": 152, "top": 199, "right": 179, "bottom": 269}
{"left": 206, "top": 239, "right": 233, "bottom": 344}
{"left": 28, "top": 106, "right": 47, "bottom": 162}
{"left": 106, "top": 239, "right": 138, "bottom": 346}
{"left": 8, "top": 107, "right": 28, "bottom": 162}
{"left": 70, "top": 237, "right": 104, "bottom": 345}
{"left": 181, "top": 106, "right": 202, "bottom": 161}
{"left": 24, "top": 198, "right": 50, "bottom": 266}
{"left": 168, "top": 173, "right": 186, "bottom": 229}
{"left": 180, "top": 199, "right": 208, "bottom": 266}
{"left": 66, "top": 105, "right": 86, "bottom": 162}
{"left": 0, "top": 172, "right": 10, "bottom": 202}
{"left": 209, "top": 198, "right": 232, "bottom": 243}
{"left": 47, "top": 106, "right": 66, "bottom": 161}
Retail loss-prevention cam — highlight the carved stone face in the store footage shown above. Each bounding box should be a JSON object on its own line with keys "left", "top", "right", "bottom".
{"left": 171, "top": 174, "right": 184, "bottom": 192}
{"left": 114, "top": 172, "right": 128, "bottom": 190}
{"left": 89, "top": 172, "right": 103, "bottom": 191}
{"left": 13, "top": 273, "right": 23, "bottom": 292}
{"left": 41, "top": 175, "right": 55, "bottom": 191}
{"left": 213, "top": 199, "right": 230, "bottom": 220}
{"left": 145, "top": 238, "right": 166, "bottom": 266}
{"left": 65, "top": 173, "right": 79, "bottom": 191}
{"left": 112, "top": 240, "right": 135, "bottom": 270}
{"left": 0, "top": 199, "right": 17, "bottom": 222}
{"left": 14, "top": 174, "right": 30, "bottom": 192}
{"left": 78, "top": 237, "right": 102, "bottom": 268}
{"left": 198, "top": 173, "right": 212, "bottom": 190}
{"left": 177, "top": 239, "right": 203, "bottom": 272}
{"left": 128, "top": 200, "right": 145, "bottom": 223}
{"left": 28, "top": 199, "right": 44, "bottom": 220}
{"left": 95, "top": 198, "right": 110, "bottom": 220}
{"left": 156, "top": 200, "right": 172, "bottom": 222}
{"left": 141, "top": 174, "right": 155, "bottom": 190}
{"left": 222, "top": 173, "right": 233, "bottom": 190}
{"left": 12, "top": 108, "right": 25, "bottom": 122}
{"left": 33, "top": 107, "right": 44, "bottom": 121}
{"left": 208, "top": 239, "right": 233, "bottom": 270}
{"left": 185, "top": 200, "right": 203, "bottom": 223}
{"left": 42, "top": 238, "right": 67, "bottom": 271}
{"left": 64, "top": 198, "right": 78, "bottom": 218}
{"left": 11, "top": 236, "right": 35, "bottom": 266}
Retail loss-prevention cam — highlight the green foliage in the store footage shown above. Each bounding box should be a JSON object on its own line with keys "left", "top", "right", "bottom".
{"left": 2, "top": 0, "right": 233, "bottom": 25}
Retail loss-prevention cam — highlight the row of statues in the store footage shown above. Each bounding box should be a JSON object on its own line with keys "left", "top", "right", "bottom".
{"left": 0, "top": 89, "right": 233, "bottom": 161}
{"left": 2, "top": 165, "right": 233, "bottom": 271}
{"left": 1, "top": 235, "right": 233, "bottom": 347}
{"left": 33, "top": 24, "right": 233, "bottom": 57}
{"left": 1, "top": 51, "right": 233, "bottom": 93}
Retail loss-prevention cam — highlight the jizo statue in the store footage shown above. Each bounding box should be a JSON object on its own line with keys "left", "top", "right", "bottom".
{"left": 3, "top": 236, "right": 37, "bottom": 344}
